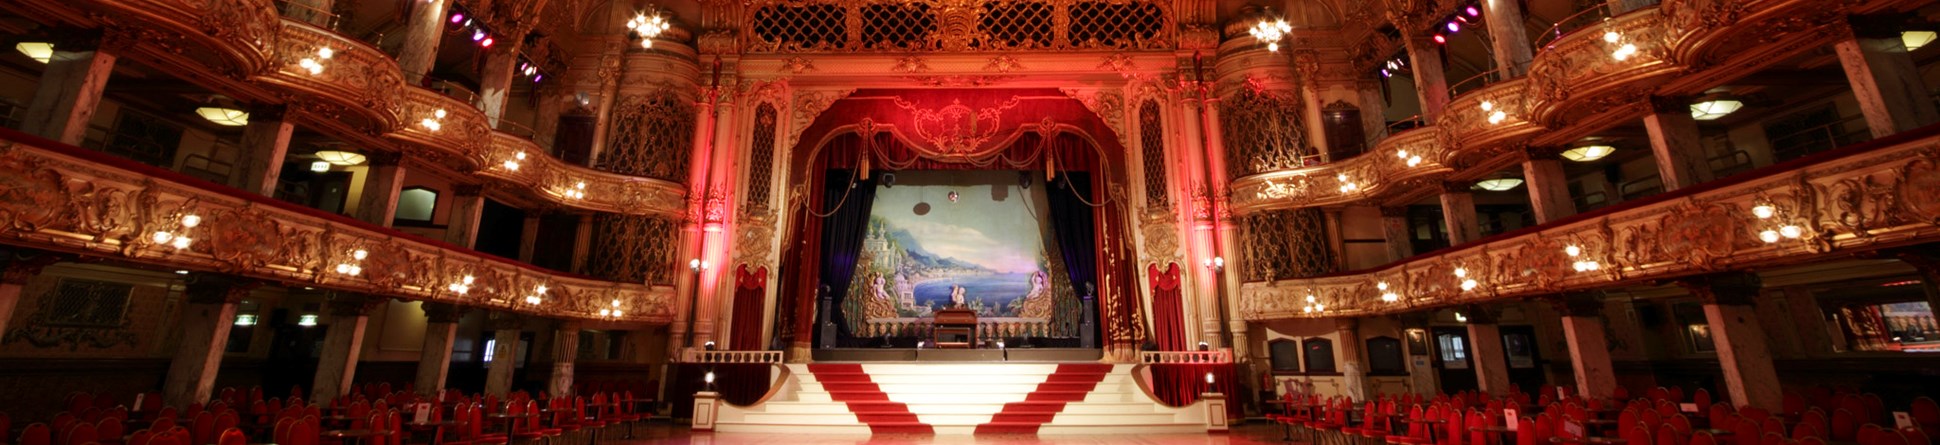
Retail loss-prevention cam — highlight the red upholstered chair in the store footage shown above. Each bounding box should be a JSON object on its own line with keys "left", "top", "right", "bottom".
{"left": 1793, "top": 422, "right": 1823, "bottom": 440}
{"left": 142, "top": 433, "right": 174, "bottom": 445}
{"left": 52, "top": 414, "right": 77, "bottom": 436}
{"left": 512, "top": 401, "right": 558, "bottom": 445}
{"left": 1730, "top": 415, "right": 1762, "bottom": 445}
{"left": 164, "top": 427, "right": 192, "bottom": 445}
{"left": 146, "top": 420, "right": 174, "bottom": 435}
{"left": 271, "top": 418, "right": 295, "bottom": 445}
{"left": 1626, "top": 423, "right": 1654, "bottom": 445}
{"left": 215, "top": 429, "right": 244, "bottom": 445}
{"left": 1903, "top": 428, "right": 1931, "bottom": 445}
{"left": 461, "top": 404, "right": 507, "bottom": 445}
{"left": 1692, "top": 431, "right": 1719, "bottom": 445}
{"left": 126, "top": 430, "right": 152, "bottom": 445}
{"left": 1, "top": 412, "right": 11, "bottom": 445}
{"left": 187, "top": 412, "right": 215, "bottom": 445}
{"left": 61, "top": 420, "right": 97, "bottom": 445}
{"left": 1442, "top": 409, "right": 1466, "bottom": 445}
{"left": 1515, "top": 418, "right": 1539, "bottom": 445}
{"left": 95, "top": 418, "right": 124, "bottom": 445}
{"left": 210, "top": 412, "right": 237, "bottom": 444}
{"left": 1761, "top": 432, "right": 1787, "bottom": 445}
{"left": 1658, "top": 424, "right": 1687, "bottom": 445}
{"left": 1862, "top": 394, "right": 1886, "bottom": 425}
{"left": 1831, "top": 409, "right": 1861, "bottom": 441}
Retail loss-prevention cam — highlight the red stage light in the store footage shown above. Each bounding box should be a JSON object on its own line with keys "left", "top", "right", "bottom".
{"left": 1433, "top": 34, "right": 1447, "bottom": 44}
{"left": 480, "top": 37, "right": 494, "bottom": 47}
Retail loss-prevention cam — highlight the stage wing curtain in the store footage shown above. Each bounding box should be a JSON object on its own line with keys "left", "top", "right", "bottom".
{"left": 730, "top": 266, "right": 769, "bottom": 350}
{"left": 1046, "top": 166, "right": 1098, "bottom": 331}
{"left": 1148, "top": 263, "right": 1187, "bottom": 351}
{"left": 817, "top": 165, "right": 877, "bottom": 347}
{"left": 1148, "top": 362, "right": 1239, "bottom": 417}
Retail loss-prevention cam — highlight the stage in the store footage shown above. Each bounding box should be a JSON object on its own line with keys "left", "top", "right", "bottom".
{"left": 811, "top": 348, "right": 1104, "bottom": 362}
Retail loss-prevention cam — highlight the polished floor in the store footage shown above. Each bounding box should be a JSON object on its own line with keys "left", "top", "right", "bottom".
{"left": 619, "top": 421, "right": 1299, "bottom": 444}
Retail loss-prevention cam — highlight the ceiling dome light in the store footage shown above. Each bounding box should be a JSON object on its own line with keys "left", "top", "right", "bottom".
{"left": 1904, "top": 30, "right": 1937, "bottom": 51}
{"left": 15, "top": 42, "right": 53, "bottom": 63}
{"left": 314, "top": 150, "right": 367, "bottom": 166}
{"left": 1561, "top": 145, "right": 1616, "bottom": 162}
{"left": 1472, "top": 178, "right": 1524, "bottom": 191}
{"left": 1689, "top": 99, "right": 1743, "bottom": 120}
{"left": 195, "top": 107, "right": 251, "bottom": 126}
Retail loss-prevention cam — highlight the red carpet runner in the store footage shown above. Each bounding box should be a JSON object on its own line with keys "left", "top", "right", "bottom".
{"left": 974, "top": 363, "right": 1115, "bottom": 434}
{"left": 805, "top": 364, "right": 935, "bottom": 434}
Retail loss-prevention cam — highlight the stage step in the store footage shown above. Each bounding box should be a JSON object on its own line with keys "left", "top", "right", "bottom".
{"left": 710, "top": 362, "right": 1209, "bottom": 435}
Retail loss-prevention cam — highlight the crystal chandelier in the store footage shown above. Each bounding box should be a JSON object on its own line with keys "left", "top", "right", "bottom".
{"left": 626, "top": 10, "right": 669, "bottom": 49}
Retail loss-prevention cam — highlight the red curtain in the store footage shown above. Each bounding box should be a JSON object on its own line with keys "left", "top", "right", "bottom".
{"left": 730, "top": 266, "right": 769, "bottom": 351}
{"left": 1149, "top": 263, "right": 1187, "bottom": 351}
{"left": 1148, "top": 363, "right": 1240, "bottom": 417}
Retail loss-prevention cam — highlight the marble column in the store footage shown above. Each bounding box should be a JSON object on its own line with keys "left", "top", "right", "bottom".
{"left": 1403, "top": 36, "right": 1450, "bottom": 122}
{"left": 1678, "top": 272, "right": 1782, "bottom": 411}
{"left": 163, "top": 276, "right": 257, "bottom": 407}
{"left": 312, "top": 294, "right": 382, "bottom": 405}
{"left": 1337, "top": 318, "right": 1369, "bottom": 401}
{"left": 550, "top": 322, "right": 582, "bottom": 397}
{"left": 22, "top": 31, "right": 120, "bottom": 146}
{"left": 443, "top": 185, "right": 486, "bottom": 248}
{"left": 414, "top": 302, "right": 466, "bottom": 398}
{"left": 1380, "top": 207, "right": 1416, "bottom": 261}
{"left": 1464, "top": 306, "right": 1514, "bottom": 396}
{"left": 353, "top": 153, "right": 406, "bottom": 227}
{"left": 1554, "top": 292, "right": 1617, "bottom": 399}
{"left": 1322, "top": 208, "right": 1348, "bottom": 271}
{"left": 1440, "top": 183, "right": 1483, "bottom": 244}
{"left": 1642, "top": 96, "right": 1714, "bottom": 191}
{"left": 1522, "top": 150, "right": 1577, "bottom": 224}
{"left": 233, "top": 107, "right": 295, "bottom": 196}
{"left": 1481, "top": 0, "right": 1535, "bottom": 76}
{"left": 1357, "top": 80, "right": 1391, "bottom": 142}
{"left": 1836, "top": 17, "right": 1940, "bottom": 138}
{"left": 478, "top": 49, "right": 519, "bottom": 127}
{"left": 571, "top": 215, "right": 594, "bottom": 273}
{"left": 483, "top": 314, "right": 524, "bottom": 397}
{"left": 517, "top": 214, "right": 543, "bottom": 263}
{"left": 395, "top": 0, "right": 451, "bottom": 84}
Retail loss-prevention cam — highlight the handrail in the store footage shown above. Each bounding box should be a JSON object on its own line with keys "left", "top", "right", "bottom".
{"left": 683, "top": 350, "right": 783, "bottom": 364}
{"left": 1448, "top": 68, "right": 1511, "bottom": 100}
{"left": 1140, "top": 350, "right": 1232, "bottom": 364}
{"left": 1534, "top": 3, "right": 1612, "bottom": 51}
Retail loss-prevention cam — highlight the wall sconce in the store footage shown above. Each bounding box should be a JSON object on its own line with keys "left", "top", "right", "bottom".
{"left": 151, "top": 212, "right": 202, "bottom": 251}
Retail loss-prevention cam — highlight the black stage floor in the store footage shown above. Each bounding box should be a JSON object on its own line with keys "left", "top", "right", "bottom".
{"left": 811, "top": 348, "right": 1103, "bottom": 362}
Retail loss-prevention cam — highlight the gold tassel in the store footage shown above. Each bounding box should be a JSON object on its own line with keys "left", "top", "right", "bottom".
{"left": 859, "top": 153, "right": 871, "bottom": 180}
{"left": 1045, "top": 155, "right": 1056, "bottom": 181}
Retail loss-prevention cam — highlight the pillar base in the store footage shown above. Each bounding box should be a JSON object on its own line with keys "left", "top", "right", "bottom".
{"left": 1202, "top": 392, "right": 1229, "bottom": 432}
{"left": 691, "top": 391, "right": 721, "bottom": 431}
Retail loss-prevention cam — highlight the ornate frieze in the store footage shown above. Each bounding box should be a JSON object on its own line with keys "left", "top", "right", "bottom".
{"left": 1240, "top": 135, "right": 1940, "bottom": 320}
{"left": 740, "top": 0, "right": 1173, "bottom": 53}
{"left": 0, "top": 138, "right": 676, "bottom": 323}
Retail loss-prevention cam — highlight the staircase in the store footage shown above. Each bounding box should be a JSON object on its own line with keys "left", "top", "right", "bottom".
{"left": 709, "top": 362, "right": 1209, "bottom": 435}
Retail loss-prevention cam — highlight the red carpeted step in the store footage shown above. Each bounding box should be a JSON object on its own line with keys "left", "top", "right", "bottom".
{"left": 973, "top": 364, "right": 1115, "bottom": 434}
{"left": 806, "top": 364, "right": 935, "bottom": 434}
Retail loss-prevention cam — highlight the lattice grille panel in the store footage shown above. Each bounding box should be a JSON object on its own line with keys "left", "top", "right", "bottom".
{"left": 752, "top": 4, "right": 849, "bottom": 52}
{"left": 742, "top": 0, "right": 1170, "bottom": 53}
{"left": 980, "top": 1, "right": 1055, "bottom": 49}
{"left": 584, "top": 215, "right": 679, "bottom": 285}
{"left": 598, "top": 92, "right": 694, "bottom": 182}
{"left": 861, "top": 3, "right": 935, "bottom": 50}
{"left": 1221, "top": 88, "right": 1310, "bottom": 178}
{"left": 745, "top": 104, "right": 780, "bottom": 213}
{"left": 1240, "top": 208, "right": 1337, "bottom": 282}
{"left": 1067, "top": 2, "right": 1164, "bottom": 48}
{"left": 1138, "top": 100, "right": 1168, "bottom": 209}
{"left": 40, "top": 279, "right": 133, "bottom": 328}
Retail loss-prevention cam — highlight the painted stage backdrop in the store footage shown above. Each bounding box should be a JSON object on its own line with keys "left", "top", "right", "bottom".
{"left": 841, "top": 170, "right": 1082, "bottom": 339}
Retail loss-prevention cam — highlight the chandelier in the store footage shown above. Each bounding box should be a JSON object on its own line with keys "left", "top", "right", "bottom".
{"left": 1249, "top": 18, "right": 1292, "bottom": 52}
{"left": 626, "top": 10, "right": 670, "bottom": 49}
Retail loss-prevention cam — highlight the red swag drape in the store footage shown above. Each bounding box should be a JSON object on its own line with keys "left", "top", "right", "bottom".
{"left": 1149, "top": 363, "right": 1240, "bottom": 417}
{"left": 730, "top": 266, "right": 769, "bottom": 351}
{"left": 1149, "top": 263, "right": 1187, "bottom": 351}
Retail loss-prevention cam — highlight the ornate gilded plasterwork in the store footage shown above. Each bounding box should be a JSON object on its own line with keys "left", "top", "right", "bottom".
{"left": 1239, "top": 208, "right": 1338, "bottom": 282}
{"left": 584, "top": 214, "right": 681, "bottom": 286}
{"left": 742, "top": 0, "right": 1172, "bottom": 53}
{"left": 1219, "top": 87, "right": 1310, "bottom": 178}
{"left": 789, "top": 89, "right": 858, "bottom": 149}
{"left": 599, "top": 89, "right": 697, "bottom": 182}
{"left": 1240, "top": 137, "right": 1940, "bottom": 320}
{"left": 1059, "top": 88, "right": 1127, "bottom": 147}
{"left": 0, "top": 139, "right": 674, "bottom": 323}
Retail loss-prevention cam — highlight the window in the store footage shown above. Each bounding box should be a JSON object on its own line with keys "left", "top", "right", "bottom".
{"left": 1268, "top": 339, "right": 1301, "bottom": 373}
{"left": 1367, "top": 336, "right": 1405, "bottom": 375}
{"left": 395, "top": 187, "right": 438, "bottom": 223}
{"left": 1303, "top": 338, "right": 1336, "bottom": 373}
{"left": 1437, "top": 333, "right": 1469, "bottom": 369}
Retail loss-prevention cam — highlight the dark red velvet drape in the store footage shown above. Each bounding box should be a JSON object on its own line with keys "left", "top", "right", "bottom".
{"left": 730, "top": 266, "right": 768, "bottom": 351}
{"left": 667, "top": 363, "right": 772, "bottom": 418}
{"left": 1148, "top": 263, "right": 1187, "bottom": 351}
{"left": 1149, "top": 363, "right": 1240, "bottom": 417}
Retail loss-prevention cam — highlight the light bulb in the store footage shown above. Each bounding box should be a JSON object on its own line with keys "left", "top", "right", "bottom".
{"left": 181, "top": 214, "right": 201, "bottom": 228}
{"left": 462, "top": 275, "right": 475, "bottom": 285}
{"left": 1565, "top": 245, "right": 1582, "bottom": 257}
{"left": 353, "top": 249, "right": 369, "bottom": 260}
{"left": 1453, "top": 268, "right": 1468, "bottom": 278}
{"left": 1377, "top": 282, "right": 1388, "bottom": 290}
{"left": 1752, "top": 205, "right": 1775, "bottom": 219}
{"left": 152, "top": 231, "right": 174, "bottom": 243}
{"left": 536, "top": 285, "right": 548, "bottom": 294}
{"left": 348, "top": 265, "right": 362, "bottom": 276}
{"left": 171, "top": 237, "right": 193, "bottom": 249}
{"left": 1603, "top": 31, "right": 1620, "bottom": 43}
{"left": 1780, "top": 225, "right": 1802, "bottom": 239}
{"left": 1759, "top": 230, "right": 1779, "bottom": 244}
{"left": 526, "top": 295, "right": 542, "bottom": 305}
{"left": 1480, "top": 101, "right": 1494, "bottom": 112}
{"left": 504, "top": 161, "right": 520, "bottom": 171}
{"left": 1461, "top": 279, "right": 1478, "bottom": 291}
{"left": 317, "top": 47, "right": 334, "bottom": 59}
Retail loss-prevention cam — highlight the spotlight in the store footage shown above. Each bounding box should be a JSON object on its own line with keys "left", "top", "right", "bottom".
{"left": 1433, "top": 34, "right": 1447, "bottom": 44}
{"left": 1447, "top": 21, "right": 1460, "bottom": 32}
{"left": 472, "top": 30, "right": 484, "bottom": 41}
{"left": 532, "top": 74, "right": 542, "bottom": 82}
{"left": 1466, "top": 5, "right": 1481, "bottom": 16}
{"left": 1380, "top": 69, "right": 1392, "bottom": 77}
{"left": 480, "top": 37, "right": 494, "bottom": 47}
{"left": 449, "top": 12, "right": 464, "bottom": 24}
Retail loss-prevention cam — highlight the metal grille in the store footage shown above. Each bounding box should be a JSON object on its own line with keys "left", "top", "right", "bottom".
{"left": 980, "top": 1, "right": 1055, "bottom": 49}
{"left": 742, "top": 0, "right": 1171, "bottom": 53}
{"left": 584, "top": 215, "right": 679, "bottom": 285}
{"left": 1220, "top": 88, "right": 1310, "bottom": 178}
{"left": 1240, "top": 208, "right": 1337, "bottom": 282}
{"left": 861, "top": 3, "right": 935, "bottom": 51}
{"left": 1138, "top": 100, "right": 1168, "bottom": 209}
{"left": 752, "top": 4, "right": 849, "bottom": 52}
{"left": 745, "top": 104, "right": 780, "bottom": 213}
{"left": 597, "top": 92, "right": 694, "bottom": 182}
{"left": 1067, "top": 2, "right": 1163, "bottom": 48}
{"left": 39, "top": 279, "right": 133, "bottom": 328}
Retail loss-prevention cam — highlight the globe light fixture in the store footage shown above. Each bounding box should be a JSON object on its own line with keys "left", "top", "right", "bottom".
{"left": 1561, "top": 145, "right": 1616, "bottom": 162}
{"left": 1904, "top": 31, "right": 1937, "bottom": 51}
{"left": 1689, "top": 99, "right": 1744, "bottom": 120}
{"left": 314, "top": 150, "right": 367, "bottom": 166}
{"left": 1472, "top": 178, "right": 1524, "bottom": 191}
{"left": 195, "top": 107, "right": 250, "bottom": 126}
{"left": 16, "top": 42, "right": 53, "bottom": 63}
